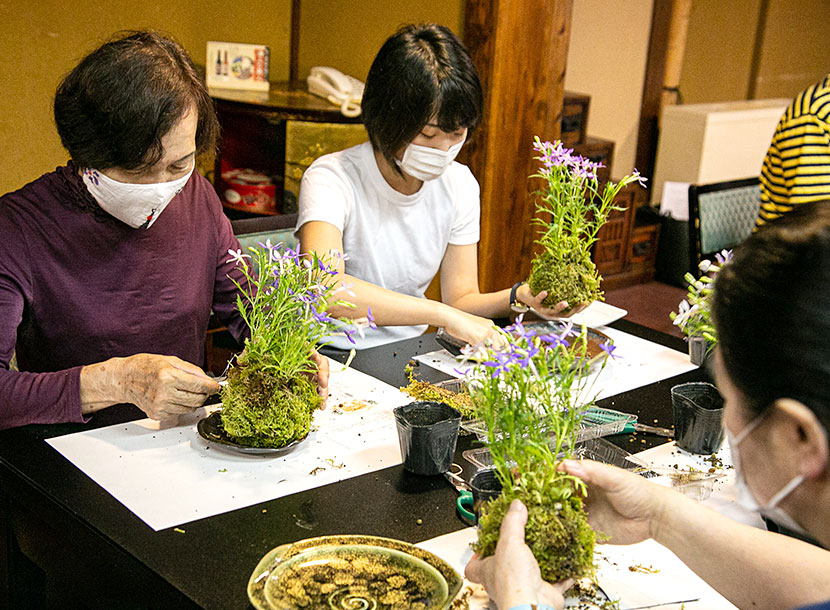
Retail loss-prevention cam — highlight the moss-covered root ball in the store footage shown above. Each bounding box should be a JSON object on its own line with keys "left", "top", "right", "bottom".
{"left": 528, "top": 250, "right": 603, "bottom": 308}
{"left": 473, "top": 492, "right": 596, "bottom": 582}
{"left": 220, "top": 366, "right": 321, "bottom": 448}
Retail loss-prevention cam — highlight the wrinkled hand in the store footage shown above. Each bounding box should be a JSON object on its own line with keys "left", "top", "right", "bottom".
{"left": 517, "top": 284, "right": 589, "bottom": 319}
{"left": 561, "top": 459, "right": 664, "bottom": 544}
{"left": 116, "top": 354, "right": 221, "bottom": 421}
{"left": 444, "top": 308, "right": 508, "bottom": 350}
{"left": 309, "top": 350, "right": 329, "bottom": 406}
{"left": 465, "top": 500, "right": 570, "bottom": 610}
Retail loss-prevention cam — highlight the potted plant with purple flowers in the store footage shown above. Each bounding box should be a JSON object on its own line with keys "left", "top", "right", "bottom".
{"left": 220, "top": 243, "right": 369, "bottom": 448}
{"left": 670, "top": 250, "right": 732, "bottom": 365}
{"left": 466, "top": 317, "right": 615, "bottom": 581}
{"left": 527, "top": 137, "right": 647, "bottom": 306}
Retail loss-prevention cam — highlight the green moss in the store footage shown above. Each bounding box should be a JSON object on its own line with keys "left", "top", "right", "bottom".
{"left": 527, "top": 249, "right": 603, "bottom": 307}
{"left": 473, "top": 474, "right": 595, "bottom": 582}
{"left": 220, "top": 364, "right": 321, "bottom": 448}
{"left": 401, "top": 377, "right": 476, "bottom": 420}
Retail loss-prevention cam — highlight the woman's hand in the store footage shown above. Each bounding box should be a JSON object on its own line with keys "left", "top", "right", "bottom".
{"left": 465, "top": 500, "right": 570, "bottom": 610}
{"left": 81, "top": 354, "right": 221, "bottom": 421}
{"left": 442, "top": 308, "right": 507, "bottom": 350}
{"left": 310, "top": 350, "right": 330, "bottom": 406}
{"left": 517, "top": 284, "right": 589, "bottom": 319}
{"left": 561, "top": 459, "right": 667, "bottom": 544}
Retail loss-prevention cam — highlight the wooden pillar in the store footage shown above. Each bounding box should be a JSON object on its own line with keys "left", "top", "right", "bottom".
{"left": 463, "top": 0, "right": 573, "bottom": 293}
{"left": 661, "top": 0, "right": 692, "bottom": 108}
{"left": 635, "top": 0, "right": 674, "bottom": 182}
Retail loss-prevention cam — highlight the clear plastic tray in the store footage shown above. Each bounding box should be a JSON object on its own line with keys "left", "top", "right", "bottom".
{"left": 432, "top": 378, "right": 466, "bottom": 394}
{"left": 462, "top": 437, "right": 649, "bottom": 473}
{"left": 648, "top": 467, "right": 727, "bottom": 501}
{"left": 459, "top": 406, "right": 635, "bottom": 443}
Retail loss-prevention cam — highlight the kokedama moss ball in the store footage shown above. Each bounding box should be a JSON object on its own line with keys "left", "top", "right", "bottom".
{"left": 473, "top": 489, "right": 596, "bottom": 582}
{"left": 220, "top": 365, "right": 321, "bottom": 448}
{"left": 528, "top": 249, "right": 602, "bottom": 308}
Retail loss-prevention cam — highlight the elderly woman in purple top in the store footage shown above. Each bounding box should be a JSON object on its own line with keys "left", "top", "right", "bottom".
{"left": 0, "top": 31, "right": 326, "bottom": 430}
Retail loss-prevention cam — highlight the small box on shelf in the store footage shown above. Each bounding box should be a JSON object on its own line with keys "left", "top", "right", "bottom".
{"left": 593, "top": 188, "right": 636, "bottom": 275}
{"left": 561, "top": 91, "right": 590, "bottom": 146}
{"left": 572, "top": 136, "right": 614, "bottom": 185}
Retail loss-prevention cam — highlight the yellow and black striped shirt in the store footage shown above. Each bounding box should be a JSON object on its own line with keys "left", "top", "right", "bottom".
{"left": 757, "top": 74, "right": 830, "bottom": 227}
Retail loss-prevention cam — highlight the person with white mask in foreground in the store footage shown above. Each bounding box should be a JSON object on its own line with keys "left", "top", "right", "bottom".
{"left": 465, "top": 200, "right": 830, "bottom": 610}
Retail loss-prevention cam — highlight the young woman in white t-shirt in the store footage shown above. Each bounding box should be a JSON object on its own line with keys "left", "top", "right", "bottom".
{"left": 297, "top": 23, "right": 575, "bottom": 350}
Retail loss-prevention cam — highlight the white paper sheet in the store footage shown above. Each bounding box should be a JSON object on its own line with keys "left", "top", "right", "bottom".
{"left": 47, "top": 358, "right": 410, "bottom": 531}
{"left": 659, "top": 181, "right": 691, "bottom": 221}
{"left": 569, "top": 301, "right": 628, "bottom": 328}
{"left": 413, "top": 326, "right": 697, "bottom": 402}
{"left": 596, "top": 540, "right": 734, "bottom": 609}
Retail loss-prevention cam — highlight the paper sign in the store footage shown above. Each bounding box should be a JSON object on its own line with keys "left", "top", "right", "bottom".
{"left": 206, "top": 41, "right": 269, "bottom": 91}
{"left": 659, "top": 181, "right": 691, "bottom": 221}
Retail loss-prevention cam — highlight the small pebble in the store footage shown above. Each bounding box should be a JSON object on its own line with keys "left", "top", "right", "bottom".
{"left": 416, "top": 518, "right": 423, "bottom": 525}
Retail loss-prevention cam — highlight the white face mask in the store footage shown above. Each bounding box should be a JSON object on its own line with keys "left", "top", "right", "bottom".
{"left": 82, "top": 166, "right": 193, "bottom": 229}
{"left": 395, "top": 137, "right": 465, "bottom": 181}
{"left": 727, "top": 414, "right": 808, "bottom": 536}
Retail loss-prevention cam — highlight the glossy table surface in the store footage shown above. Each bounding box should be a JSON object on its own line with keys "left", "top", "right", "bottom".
{"left": 0, "top": 320, "right": 706, "bottom": 609}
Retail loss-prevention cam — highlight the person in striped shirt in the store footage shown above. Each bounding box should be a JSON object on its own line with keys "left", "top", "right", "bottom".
{"left": 757, "top": 74, "right": 830, "bottom": 227}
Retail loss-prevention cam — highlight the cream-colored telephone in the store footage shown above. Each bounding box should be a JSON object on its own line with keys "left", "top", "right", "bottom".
{"left": 307, "top": 66, "right": 364, "bottom": 118}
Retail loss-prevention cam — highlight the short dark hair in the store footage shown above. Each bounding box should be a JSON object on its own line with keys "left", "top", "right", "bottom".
{"left": 54, "top": 30, "right": 219, "bottom": 170}
{"left": 361, "top": 23, "right": 483, "bottom": 167}
{"left": 712, "top": 200, "right": 830, "bottom": 430}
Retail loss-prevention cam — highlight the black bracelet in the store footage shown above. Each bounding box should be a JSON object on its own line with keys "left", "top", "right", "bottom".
{"left": 510, "top": 281, "right": 529, "bottom": 313}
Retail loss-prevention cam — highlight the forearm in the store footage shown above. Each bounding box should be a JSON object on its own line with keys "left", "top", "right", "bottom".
{"left": 0, "top": 367, "right": 86, "bottom": 429}
{"left": 79, "top": 358, "right": 127, "bottom": 414}
{"left": 445, "top": 287, "right": 511, "bottom": 319}
{"left": 328, "top": 273, "right": 453, "bottom": 328}
{"left": 655, "top": 490, "right": 830, "bottom": 609}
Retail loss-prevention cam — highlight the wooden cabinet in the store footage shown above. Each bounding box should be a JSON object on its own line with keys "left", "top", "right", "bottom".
{"left": 594, "top": 186, "right": 659, "bottom": 291}
{"left": 210, "top": 83, "right": 365, "bottom": 218}
{"left": 593, "top": 188, "right": 636, "bottom": 277}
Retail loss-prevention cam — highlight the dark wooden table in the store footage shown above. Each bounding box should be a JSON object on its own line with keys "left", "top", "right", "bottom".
{"left": 0, "top": 321, "right": 706, "bottom": 610}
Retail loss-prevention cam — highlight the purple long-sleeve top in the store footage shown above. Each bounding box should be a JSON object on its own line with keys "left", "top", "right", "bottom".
{"left": 0, "top": 163, "right": 248, "bottom": 429}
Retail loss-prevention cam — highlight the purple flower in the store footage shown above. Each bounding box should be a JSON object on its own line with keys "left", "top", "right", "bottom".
{"left": 311, "top": 306, "right": 335, "bottom": 325}
{"left": 366, "top": 306, "right": 376, "bottom": 329}
{"left": 715, "top": 249, "right": 733, "bottom": 265}
{"left": 632, "top": 168, "right": 648, "bottom": 188}
{"left": 539, "top": 332, "right": 569, "bottom": 348}
{"left": 599, "top": 341, "right": 619, "bottom": 360}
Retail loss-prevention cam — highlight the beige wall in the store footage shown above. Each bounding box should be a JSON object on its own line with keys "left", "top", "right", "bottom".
{"left": 0, "top": 0, "right": 462, "bottom": 195}
{"left": 754, "top": 0, "right": 830, "bottom": 98}
{"left": 299, "top": 0, "right": 464, "bottom": 82}
{"left": 564, "top": 0, "right": 654, "bottom": 176}
{"left": 680, "top": 0, "right": 830, "bottom": 105}
{"left": 679, "top": 0, "right": 762, "bottom": 104}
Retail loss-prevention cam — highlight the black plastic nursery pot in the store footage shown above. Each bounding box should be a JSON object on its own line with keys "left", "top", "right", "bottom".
{"left": 470, "top": 468, "right": 503, "bottom": 523}
{"left": 393, "top": 401, "right": 461, "bottom": 475}
{"left": 671, "top": 381, "right": 725, "bottom": 454}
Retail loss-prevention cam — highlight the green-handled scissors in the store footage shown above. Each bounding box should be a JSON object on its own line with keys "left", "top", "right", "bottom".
{"left": 444, "top": 463, "right": 476, "bottom": 525}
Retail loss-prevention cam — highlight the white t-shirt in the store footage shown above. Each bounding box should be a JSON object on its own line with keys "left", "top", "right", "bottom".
{"left": 297, "top": 141, "right": 480, "bottom": 349}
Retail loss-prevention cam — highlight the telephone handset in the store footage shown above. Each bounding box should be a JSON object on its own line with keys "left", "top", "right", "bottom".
{"left": 307, "top": 66, "right": 364, "bottom": 118}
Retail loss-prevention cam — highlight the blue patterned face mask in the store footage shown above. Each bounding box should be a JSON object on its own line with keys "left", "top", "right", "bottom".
{"left": 83, "top": 166, "right": 193, "bottom": 229}
{"left": 727, "top": 414, "right": 808, "bottom": 536}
